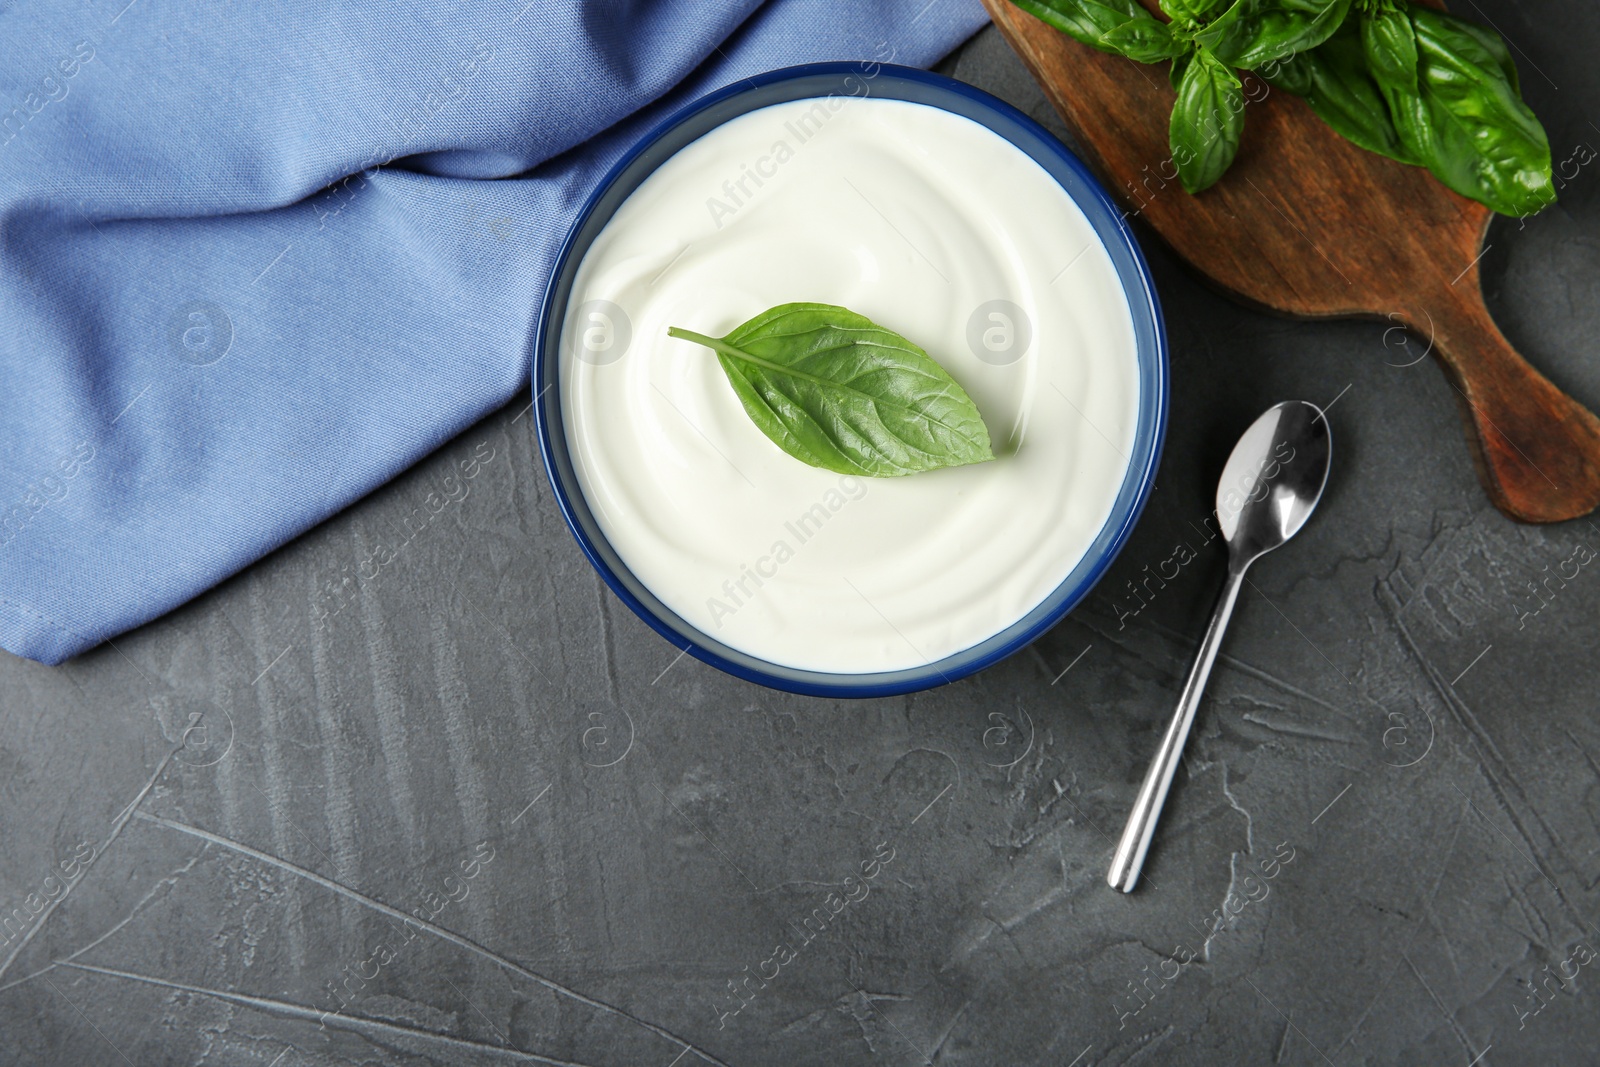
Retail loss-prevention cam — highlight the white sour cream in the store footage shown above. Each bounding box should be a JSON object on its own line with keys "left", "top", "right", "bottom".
{"left": 560, "top": 96, "right": 1139, "bottom": 674}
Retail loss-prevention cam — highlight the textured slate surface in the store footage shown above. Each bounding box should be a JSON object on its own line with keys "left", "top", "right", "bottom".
{"left": 4, "top": 9, "right": 1600, "bottom": 1065}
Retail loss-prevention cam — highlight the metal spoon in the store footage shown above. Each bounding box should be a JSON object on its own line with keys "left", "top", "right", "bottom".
{"left": 1107, "top": 400, "right": 1332, "bottom": 894}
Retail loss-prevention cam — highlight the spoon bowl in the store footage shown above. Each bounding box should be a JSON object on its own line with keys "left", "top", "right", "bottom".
{"left": 1217, "top": 401, "right": 1332, "bottom": 559}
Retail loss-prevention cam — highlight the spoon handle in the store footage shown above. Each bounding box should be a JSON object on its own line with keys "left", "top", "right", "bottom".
{"left": 1108, "top": 563, "right": 1245, "bottom": 893}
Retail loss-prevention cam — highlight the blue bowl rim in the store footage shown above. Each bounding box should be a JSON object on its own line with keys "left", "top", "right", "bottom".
{"left": 534, "top": 60, "right": 1169, "bottom": 698}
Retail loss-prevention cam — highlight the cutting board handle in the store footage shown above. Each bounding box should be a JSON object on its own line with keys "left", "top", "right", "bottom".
{"left": 1413, "top": 285, "right": 1600, "bottom": 523}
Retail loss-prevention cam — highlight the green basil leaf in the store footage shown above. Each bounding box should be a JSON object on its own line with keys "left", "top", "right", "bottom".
{"left": 1101, "top": 18, "right": 1189, "bottom": 63}
{"left": 1009, "top": 0, "right": 1152, "bottom": 53}
{"left": 667, "top": 304, "right": 995, "bottom": 477}
{"left": 1360, "top": 3, "right": 1418, "bottom": 93}
{"left": 1159, "top": 0, "right": 1213, "bottom": 22}
{"left": 1410, "top": 7, "right": 1553, "bottom": 215}
{"left": 1296, "top": 22, "right": 1419, "bottom": 164}
{"left": 1384, "top": 83, "right": 1439, "bottom": 168}
{"left": 1169, "top": 47, "right": 1195, "bottom": 90}
{"left": 1432, "top": 9, "right": 1520, "bottom": 94}
{"left": 1194, "top": 0, "right": 1351, "bottom": 69}
{"left": 1167, "top": 0, "right": 1235, "bottom": 23}
{"left": 1357, "top": 5, "right": 1432, "bottom": 168}
{"left": 1257, "top": 50, "right": 1313, "bottom": 95}
{"left": 1170, "top": 49, "right": 1245, "bottom": 193}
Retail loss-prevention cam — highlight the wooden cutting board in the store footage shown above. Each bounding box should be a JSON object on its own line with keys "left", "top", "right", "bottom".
{"left": 983, "top": 0, "right": 1600, "bottom": 523}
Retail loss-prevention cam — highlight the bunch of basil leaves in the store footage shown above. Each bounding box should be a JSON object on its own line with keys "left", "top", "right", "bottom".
{"left": 1012, "top": 0, "right": 1554, "bottom": 215}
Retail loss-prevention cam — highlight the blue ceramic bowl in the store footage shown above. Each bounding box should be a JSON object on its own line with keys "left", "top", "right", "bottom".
{"left": 534, "top": 62, "right": 1168, "bottom": 698}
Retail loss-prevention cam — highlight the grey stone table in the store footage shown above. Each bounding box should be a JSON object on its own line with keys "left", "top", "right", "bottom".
{"left": 5, "top": 9, "right": 1600, "bottom": 1065}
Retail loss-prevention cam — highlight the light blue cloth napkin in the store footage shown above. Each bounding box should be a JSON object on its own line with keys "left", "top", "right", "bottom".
{"left": 0, "top": 0, "right": 987, "bottom": 664}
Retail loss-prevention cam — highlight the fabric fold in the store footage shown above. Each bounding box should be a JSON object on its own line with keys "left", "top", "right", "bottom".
{"left": 0, "top": 0, "right": 988, "bottom": 664}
